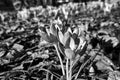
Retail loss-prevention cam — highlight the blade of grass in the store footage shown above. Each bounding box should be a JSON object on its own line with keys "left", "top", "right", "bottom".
{"left": 74, "top": 57, "right": 90, "bottom": 80}
{"left": 39, "top": 68, "right": 60, "bottom": 79}
{"left": 74, "top": 52, "right": 98, "bottom": 80}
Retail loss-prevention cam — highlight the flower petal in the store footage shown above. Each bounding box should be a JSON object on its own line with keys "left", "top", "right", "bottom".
{"left": 70, "top": 37, "right": 76, "bottom": 51}
{"left": 58, "top": 31, "right": 64, "bottom": 44}
{"left": 50, "top": 24, "right": 58, "bottom": 36}
{"left": 63, "top": 32, "right": 71, "bottom": 46}
{"left": 67, "top": 27, "right": 72, "bottom": 34}
{"left": 76, "top": 37, "right": 84, "bottom": 51}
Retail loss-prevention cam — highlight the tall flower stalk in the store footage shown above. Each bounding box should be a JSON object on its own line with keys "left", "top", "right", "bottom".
{"left": 54, "top": 44, "right": 65, "bottom": 75}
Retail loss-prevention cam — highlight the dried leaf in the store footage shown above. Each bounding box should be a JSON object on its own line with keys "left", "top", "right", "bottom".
{"left": 41, "top": 54, "right": 49, "bottom": 59}
{"left": 95, "top": 60, "right": 113, "bottom": 72}
{"left": 2, "top": 59, "right": 10, "bottom": 64}
{"left": 108, "top": 71, "right": 120, "bottom": 80}
{"left": 110, "top": 37, "right": 119, "bottom": 47}
{"left": 98, "top": 30, "right": 108, "bottom": 36}
{"left": 12, "top": 64, "right": 24, "bottom": 70}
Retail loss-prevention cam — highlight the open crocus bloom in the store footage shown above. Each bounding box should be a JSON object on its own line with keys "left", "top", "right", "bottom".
{"left": 58, "top": 27, "right": 86, "bottom": 59}
{"left": 39, "top": 21, "right": 87, "bottom": 60}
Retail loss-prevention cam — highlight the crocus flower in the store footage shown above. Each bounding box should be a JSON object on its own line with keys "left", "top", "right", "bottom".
{"left": 58, "top": 27, "right": 86, "bottom": 59}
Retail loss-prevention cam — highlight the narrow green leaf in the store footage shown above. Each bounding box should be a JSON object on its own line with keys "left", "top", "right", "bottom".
{"left": 57, "top": 42, "right": 65, "bottom": 56}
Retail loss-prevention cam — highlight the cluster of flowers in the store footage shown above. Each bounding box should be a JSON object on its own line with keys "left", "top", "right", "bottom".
{"left": 0, "top": 1, "right": 120, "bottom": 80}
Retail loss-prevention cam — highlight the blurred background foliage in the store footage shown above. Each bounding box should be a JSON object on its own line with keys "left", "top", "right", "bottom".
{"left": 0, "top": 0, "right": 120, "bottom": 80}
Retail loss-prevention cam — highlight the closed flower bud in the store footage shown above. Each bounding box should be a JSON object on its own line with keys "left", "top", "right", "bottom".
{"left": 65, "top": 48, "right": 75, "bottom": 59}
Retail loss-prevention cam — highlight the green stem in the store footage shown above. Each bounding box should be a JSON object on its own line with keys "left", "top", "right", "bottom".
{"left": 69, "top": 59, "right": 72, "bottom": 80}
{"left": 66, "top": 58, "right": 69, "bottom": 80}
{"left": 54, "top": 44, "right": 65, "bottom": 75}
